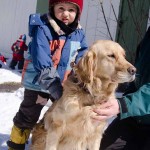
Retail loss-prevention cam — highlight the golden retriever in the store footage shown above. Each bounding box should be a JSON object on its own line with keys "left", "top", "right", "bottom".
{"left": 31, "top": 40, "right": 136, "bottom": 150}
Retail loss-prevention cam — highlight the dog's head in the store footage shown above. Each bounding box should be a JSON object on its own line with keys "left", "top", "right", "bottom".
{"left": 74, "top": 40, "right": 136, "bottom": 96}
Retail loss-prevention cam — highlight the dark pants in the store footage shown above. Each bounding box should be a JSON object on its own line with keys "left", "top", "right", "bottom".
{"left": 100, "top": 117, "right": 150, "bottom": 150}
{"left": 9, "top": 59, "right": 24, "bottom": 70}
{"left": 13, "top": 89, "right": 49, "bottom": 129}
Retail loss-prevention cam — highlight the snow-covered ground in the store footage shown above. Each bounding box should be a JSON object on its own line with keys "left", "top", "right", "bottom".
{"left": 0, "top": 63, "right": 49, "bottom": 150}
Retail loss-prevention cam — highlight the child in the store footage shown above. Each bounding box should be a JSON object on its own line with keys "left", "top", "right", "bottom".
{"left": 9, "top": 34, "right": 28, "bottom": 70}
{"left": 0, "top": 53, "right": 6, "bottom": 68}
{"left": 7, "top": 0, "right": 88, "bottom": 149}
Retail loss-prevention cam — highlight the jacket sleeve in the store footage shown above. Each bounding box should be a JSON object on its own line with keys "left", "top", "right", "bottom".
{"left": 29, "top": 14, "right": 54, "bottom": 72}
{"left": 11, "top": 43, "right": 16, "bottom": 52}
{"left": 20, "top": 42, "right": 28, "bottom": 51}
{"left": 23, "top": 44, "right": 28, "bottom": 51}
{"left": 75, "top": 30, "right": 88, "bottom": 63}
{"left": 30, "top": 26, "right": 53, "bottom": 72}
{"left": 0, "top": 54, "right": 6, "bottom": 63}
{"left": 29, "top": 14, "right": 62, "bottom": 100}
{"left": 118, "top": 83, "right": 150, "bottom": 119}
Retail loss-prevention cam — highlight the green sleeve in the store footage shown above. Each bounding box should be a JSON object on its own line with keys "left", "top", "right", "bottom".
{"left": 118, "top": 83, "right": 150, "bottom": 119}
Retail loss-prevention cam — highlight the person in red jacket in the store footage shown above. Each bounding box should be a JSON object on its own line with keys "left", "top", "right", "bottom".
{"left": 9, "top": 34, "right": 28, "bottom": 70}
{"left": 0, "top": 53, "right": 6, "bottom": 68}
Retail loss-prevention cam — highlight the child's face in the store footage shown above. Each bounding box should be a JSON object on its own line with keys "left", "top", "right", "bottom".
{"left": 54, "top": 2, "right": 78, "bottom": 25}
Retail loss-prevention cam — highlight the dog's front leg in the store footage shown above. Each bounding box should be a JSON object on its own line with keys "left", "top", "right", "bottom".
{"left": 87, "top": 135, "right": 102, "bottom": 150}
{"left": 45, "top": 127, "right": 62, "bottom": 150}
{"left": 85, "top": 107, "right": 106, "bottom": 150}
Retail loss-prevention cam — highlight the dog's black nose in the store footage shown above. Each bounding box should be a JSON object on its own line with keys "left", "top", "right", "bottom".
{"left": 127, "top": 67, "right": 136, "bottom": 75}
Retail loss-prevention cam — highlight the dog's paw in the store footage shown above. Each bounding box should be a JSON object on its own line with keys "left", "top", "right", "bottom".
{"left": 82, "top": 106, "right": 100, "bottom": 127}
{"left": 90, "top": 111, "right": 101, "bottom": 126}
{"left": 45, "top": 147, "right": 57, "bottom": 150}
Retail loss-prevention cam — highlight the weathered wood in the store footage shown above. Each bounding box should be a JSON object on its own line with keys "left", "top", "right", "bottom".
{"left": 116, "top": 0, "right": 150, "bottom": 64}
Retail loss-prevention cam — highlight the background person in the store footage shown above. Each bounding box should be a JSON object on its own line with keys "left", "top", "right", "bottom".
{"left": 9, "top": 34, "right": 28, "bottom": 70}
{"left": 0, "top": 52, "right": 6, "bottom": 68}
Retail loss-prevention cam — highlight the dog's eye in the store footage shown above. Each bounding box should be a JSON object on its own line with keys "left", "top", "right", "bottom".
{"left": 108, "top": 54, "right": 115, "bottom": 58}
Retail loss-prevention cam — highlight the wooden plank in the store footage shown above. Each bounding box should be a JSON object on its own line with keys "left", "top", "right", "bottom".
{"left": 116, "top": 0, "right": 150, "bottom": 64}
{"left": 36, "top": 0, "right": 48, "bottom": 14}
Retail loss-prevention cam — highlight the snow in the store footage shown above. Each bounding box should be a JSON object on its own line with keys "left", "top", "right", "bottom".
{"left": 0, "top": 63, "right": 49, "bottom": 150}
{"left": 0, "top": 69, "right": 21, "bottom": 84}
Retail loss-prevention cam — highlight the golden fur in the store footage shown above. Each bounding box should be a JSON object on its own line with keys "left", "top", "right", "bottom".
{"left": 31, "top": 40, "right": 136, "bottom": 150}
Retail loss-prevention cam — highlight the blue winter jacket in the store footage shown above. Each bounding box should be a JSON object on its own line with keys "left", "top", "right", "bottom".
{"left": 21, "top": 14, "right": 88, "bottom": 94}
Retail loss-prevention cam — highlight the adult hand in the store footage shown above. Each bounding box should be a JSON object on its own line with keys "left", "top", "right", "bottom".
{"left": 92, "top": 98, "right": 120, "bottom": 121}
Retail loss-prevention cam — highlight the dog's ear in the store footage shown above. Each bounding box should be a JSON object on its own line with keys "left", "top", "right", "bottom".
{"left": 75, "top": 47, "right": 97, "bottom": 84}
